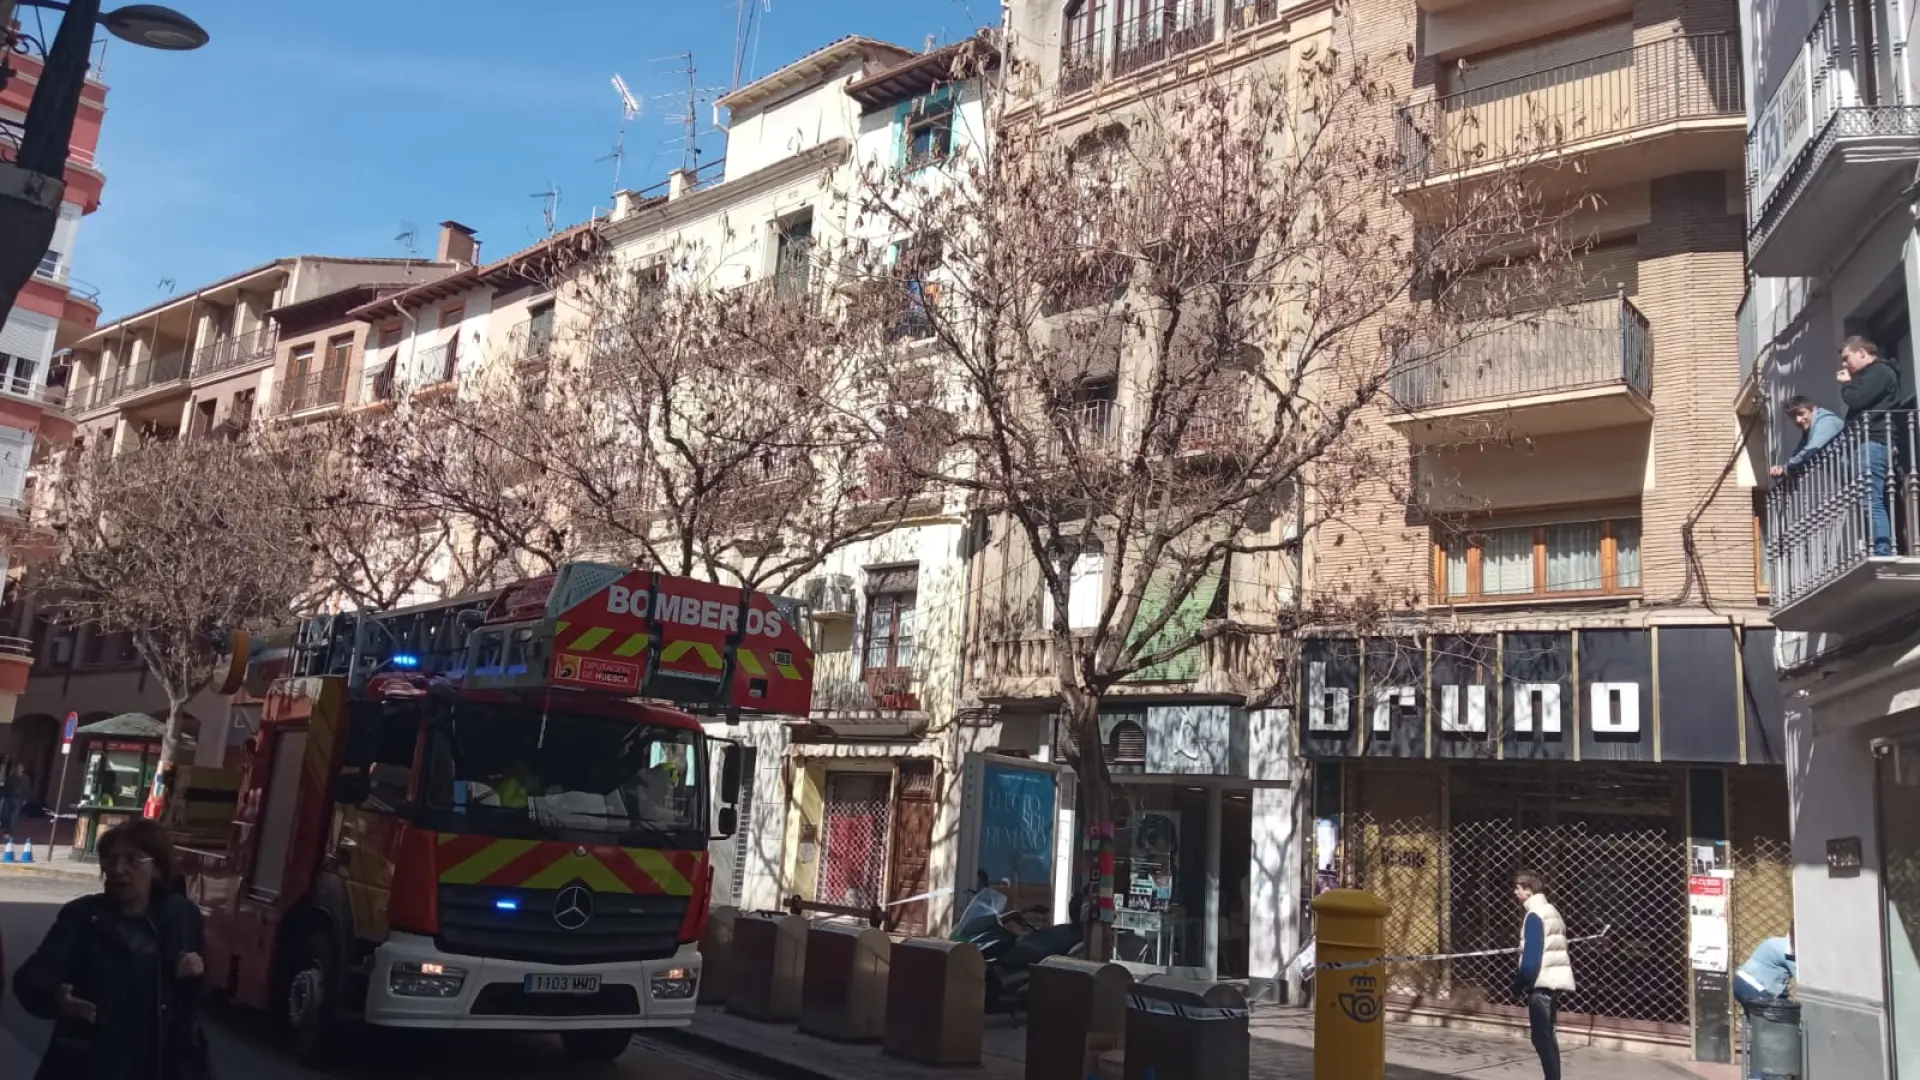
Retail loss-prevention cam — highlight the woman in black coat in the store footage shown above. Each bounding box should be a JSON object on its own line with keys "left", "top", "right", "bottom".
{"left": 13, "top": 817, "right": 214, "bottom": 1080}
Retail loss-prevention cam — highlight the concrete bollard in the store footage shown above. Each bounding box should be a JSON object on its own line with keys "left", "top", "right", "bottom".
{"left": 724, "top": 913, "right": 808, "bottom": 1021}
{"left": 1024, "top": 957, "right": 1133, "bottom": 1080}
{"left": 699, "top": 906, "right": 739, "bottom": 1005}
{"left": 798, "top": 920, "right": 893, "bottom": 1041}
{"left": 883, "top": 937, "right": 985, "bottom": 1066}
{"left": 1123, "top": 976, "right": 1250, "bottom": 1080}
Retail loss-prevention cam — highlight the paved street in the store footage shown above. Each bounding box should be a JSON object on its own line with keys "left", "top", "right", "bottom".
{"left": 0, "top": 872, "right": 766, "bottom": 1080}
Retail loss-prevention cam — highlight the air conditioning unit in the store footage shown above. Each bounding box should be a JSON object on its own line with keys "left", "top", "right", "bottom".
{"left": 800, "top": 574, "right": 857, "bottom": 620}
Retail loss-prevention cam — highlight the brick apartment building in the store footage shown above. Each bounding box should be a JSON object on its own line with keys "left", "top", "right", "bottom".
{"left": 1295, "top": 0, "right": 1790, "bottom": 1063}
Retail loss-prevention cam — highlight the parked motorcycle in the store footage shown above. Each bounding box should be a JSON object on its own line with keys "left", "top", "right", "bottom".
{"left": 950, "top": 873, "right": 1087, "bottom": 1016}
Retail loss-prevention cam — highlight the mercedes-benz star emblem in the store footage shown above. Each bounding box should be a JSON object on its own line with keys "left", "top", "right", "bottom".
{"left": 553, "top": 885, "right": 594, "bottom": 931}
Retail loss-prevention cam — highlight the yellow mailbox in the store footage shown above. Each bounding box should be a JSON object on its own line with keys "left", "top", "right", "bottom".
{"left": 1310, "top": 888, "right": 1390, "bottom": 1080}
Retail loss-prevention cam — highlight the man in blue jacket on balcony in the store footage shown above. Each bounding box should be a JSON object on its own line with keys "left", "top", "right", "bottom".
{"left": 1770, "top": 396, "right": 1843, "bottom": 479}
{"left": 1837, "top": 336, "right": 1903, "bottom": 556}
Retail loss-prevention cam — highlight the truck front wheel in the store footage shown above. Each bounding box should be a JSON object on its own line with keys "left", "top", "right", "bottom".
{"left": 560, "top": 1030, "right": 634, "bottom": 1063}
{"left": 286, "top": 928, "right": 342, "bottom": 1066}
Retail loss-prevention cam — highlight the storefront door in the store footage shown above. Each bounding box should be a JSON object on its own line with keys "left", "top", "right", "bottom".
{"left": 1877, "top": 741, "right": 1920, "bottom": 1077}
{"left": 815, "top": 772, "right": 891, "bottom": 908}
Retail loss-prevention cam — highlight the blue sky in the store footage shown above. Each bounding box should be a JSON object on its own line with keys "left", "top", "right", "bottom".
{"left": 71, "top": 0, "right": 990, "bottom": 317}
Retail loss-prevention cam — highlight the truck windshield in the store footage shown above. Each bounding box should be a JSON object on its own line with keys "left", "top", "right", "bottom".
{"left": 420, "top": 700, "right": 704, "bottom": 846}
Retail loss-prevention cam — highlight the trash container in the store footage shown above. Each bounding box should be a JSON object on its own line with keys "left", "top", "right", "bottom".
{"left": 1122, "top": 976, "right": 1250, "bottom": 1080}
{"left": 1745, "top": 999, "right": 1803, "bottom": 1080}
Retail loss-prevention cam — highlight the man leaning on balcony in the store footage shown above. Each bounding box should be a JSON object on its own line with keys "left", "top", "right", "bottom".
{"left": 1770, "top": 397, "right": 1843, "bottom": 480}
{"left": 1837, "top": 335, "right": 1904, "bottom": 556}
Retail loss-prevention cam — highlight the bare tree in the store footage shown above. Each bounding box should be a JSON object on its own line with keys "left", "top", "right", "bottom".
{"left": 35, "top": 437, "right": 312, "bottom": 814}
{"left": 844, "top": 50, "right": 1580, "bottom": 954}
{"left": 353, "top": 232, "right": 929, "bottom": 602}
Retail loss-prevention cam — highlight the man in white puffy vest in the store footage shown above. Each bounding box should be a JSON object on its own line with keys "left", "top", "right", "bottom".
{"left": 1512, "top": 869, "right": 1575, "bottom": 1080}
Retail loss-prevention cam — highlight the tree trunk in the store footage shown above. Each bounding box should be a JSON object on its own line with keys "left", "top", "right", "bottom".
{"left": 1065, "top": 690, "right": 1116, "bottom": 962}
{"left": 146, "top": 699, "right": 191, "bottom": 821}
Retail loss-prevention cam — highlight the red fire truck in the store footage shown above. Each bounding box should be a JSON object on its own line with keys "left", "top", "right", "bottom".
{"left": 180, "top": 563, "right": 812, "bottom": 1065}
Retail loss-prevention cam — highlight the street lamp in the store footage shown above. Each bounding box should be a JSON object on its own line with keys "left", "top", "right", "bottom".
{"left": 0, "top": 0, "right": 206, "bottom": 329}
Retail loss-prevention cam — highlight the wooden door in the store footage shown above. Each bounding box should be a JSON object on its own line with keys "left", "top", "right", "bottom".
{"left": 885, "top": 759, "right": 939, "bottom": 935}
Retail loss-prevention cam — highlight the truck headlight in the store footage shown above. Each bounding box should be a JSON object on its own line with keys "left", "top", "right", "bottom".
{"left": 390, "top": 960, "right": 467, "bottom": 998}
{"left": 650, "top": 966, "right": 699, "bottom": 1000}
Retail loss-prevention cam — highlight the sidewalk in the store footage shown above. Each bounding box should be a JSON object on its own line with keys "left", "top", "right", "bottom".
{"left": 670, "top": 1004, "right": 1741, "bottom": 1080}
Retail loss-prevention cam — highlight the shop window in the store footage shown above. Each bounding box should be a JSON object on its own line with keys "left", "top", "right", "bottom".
{"left": 1434, "top": 515, "right": 1641, "bottom": 603}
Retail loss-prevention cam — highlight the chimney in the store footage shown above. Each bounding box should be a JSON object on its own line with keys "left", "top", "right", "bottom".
{"left": 669, "top": 168, "right": 698, "bottom": 201}
{"left": 436, "top": 221, "right": 479, "bottom": 266}
{"left": 613, "top": 190, "right": 641, "bottom": 220}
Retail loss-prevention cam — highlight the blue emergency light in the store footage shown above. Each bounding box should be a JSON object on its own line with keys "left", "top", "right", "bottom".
{"left": 391, "top": 653, "right": 421, "bottom": 669}
{"left": 495, "top": 898, "right": 519, "bottom": 912}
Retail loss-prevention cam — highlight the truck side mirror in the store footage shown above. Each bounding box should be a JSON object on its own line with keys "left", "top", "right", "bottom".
{"left": 332, "top": 773, "right": 371, "bottom": 806}
{"left": 716, "top": 806, "right": 738, "bottom": 839}
{"left": 719, "top": 744, "right": 743, "bottom": 805}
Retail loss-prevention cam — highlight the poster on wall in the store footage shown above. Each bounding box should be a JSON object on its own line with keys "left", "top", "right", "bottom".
{"left": 974, "top": 760, "right": 1060, "bottom": 917}
{"left": 1688, "top": 874, "right": 1731, "bottom": 973}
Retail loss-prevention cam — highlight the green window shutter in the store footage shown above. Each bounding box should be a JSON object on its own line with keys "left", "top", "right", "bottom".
{"left": 895, "top": 99, "right": 913, "bottom": 168}
{"left": 1125, "top": 561, "right": 1222, "bottom": 683}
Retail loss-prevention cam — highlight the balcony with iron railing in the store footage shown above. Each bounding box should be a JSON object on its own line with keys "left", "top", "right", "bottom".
{"left": 1766, "top": 410, "right": 1920, "bottom": 633}
{"left": 1746, "top": 1, "right": 1920, "bottom": 275}
{"left": 192, "top": 326, "right": 279, "bottom": 378}
{"left": 365, "top": 360, "right": 399, "bottom": 407}
{"left": 505, "top": 319, "right": 555, "bottom": 364}
{"left": 273, "top": 366, "right": 348, "bottom": 416}
{"left": 1043, "top": 398, "right": 1123, "bottom": 462}
{"left": 1057, "top": 0, "right": 1282, "bottom": 99}
{"left": 81, "top": 349, "right": 191, "bottom": 411}
{"left": 416, "top": 343, "right": 459, "bottom": 389}
{"left": 1394, "top": 33, "right": 1744, "bottom": 191}
{"left": 1387, "top": 296, "right": 1653, "bottom": 442}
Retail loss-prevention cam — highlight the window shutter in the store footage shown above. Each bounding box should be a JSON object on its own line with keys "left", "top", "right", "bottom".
{"left": 0, "top": 310, "right": 57, "bottom": 363}
{"left": 1125, "top": 560, "right": 1223, "bottom": 682}
{"left": 1066, "top": 552, "right": 1105, "bottom": 630}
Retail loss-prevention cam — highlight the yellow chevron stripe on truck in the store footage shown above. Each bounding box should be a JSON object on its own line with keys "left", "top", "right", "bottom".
{"left": 553, "top": 622, "right": 809, "bottom": 680}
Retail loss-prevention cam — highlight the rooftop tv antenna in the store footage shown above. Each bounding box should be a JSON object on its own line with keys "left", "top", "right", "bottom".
{"left": 731, "top": 0, "right": 771, "bottom": 90}
{"left": 531, "top": 182, "right": 562, "bottom": 234}
{"left": 603, "top": 73, "right": 642, "bottom": 195}
{"left": 652, "top": 54, "right": 725, "bottom": 173}
{"left": 395, "top": 222, "right": 418, "bottom": 258}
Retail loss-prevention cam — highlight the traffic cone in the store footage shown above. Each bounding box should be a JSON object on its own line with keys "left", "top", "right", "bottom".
{"left": 21, "top": 839, "right": 34, "bottom": 864}
{"left": 2, "top": 839, "right": 14, "bottom": 863}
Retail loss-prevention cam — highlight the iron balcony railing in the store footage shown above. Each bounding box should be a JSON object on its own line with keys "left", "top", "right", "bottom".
{"left": 1747, "top": 1, "right": 1920, "bottom": 248}
{"left": 1396, "top": 33, "right": 1743, "bottom": 183}
{"left": 1060, "top": 27, "right": 1109, "bottom": 96}
{"left": 417, "top": 343, "right": 458, "bottom": 386}
{"left": 1391, "top": 296, "right": 1652, "bottom": 411}
{"left": 1766, "top": 410, "right": 1920, "bottom": 609}
{"left": 366, "top": 359, "right": 398, "bottom": 405}
{"left": 274, "top": 366, "right": 348, "bottom": 415}
{"left": 192, "top": 326, "right": 278, "bottom": 378}
{"left": 506, "top": 319, "right": 554, "bottom": 363}
{"left": 83, "top": 349, "right": 190, "bottom": 409}
{"left": 1113, "top": 2, "right": 1216, "bottom": 78}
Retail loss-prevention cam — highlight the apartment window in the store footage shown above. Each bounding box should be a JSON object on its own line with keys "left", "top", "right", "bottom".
{"left": 1043, "top": 541, "right": 1107, "bottom": 630}
{"left": 377, "top": 323, "right": 403, "bottom": 349}
{"left": 35, "top": 250, "right": 63, "bottom": 280}
{"left": 326, "top": 333, "right": 353, "bottom": 372}
{"left": 1435, "top": 516, "right": 1641, "bottom": 603}
{"left": 1754, "top": 492, "right": 1771, "bottom": 599}
{"left": 525, "top": 301, "right": 556, "bottom": 358}
{"left": 902, "top": 90, "right": 955, "bottom": 168}
{"left": 889, "top": 235, "right": 942, "bottom": 341}
{"left": 191, "top": 399, "right": 216, "bottom": 439}
{"left": 440, "top": 305, "right": 464, "bottom": 377}
{"left": 863, "top": 566, "right": 919, "bottom": 674}
{"left": 289, "top": 343, "right": 315, "bottom": 378}
{"left": 0, "top": 352, "right": 36, "bottom": 397}
{"left": 773, "top": 214, "right": 814, "bottom": 297}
